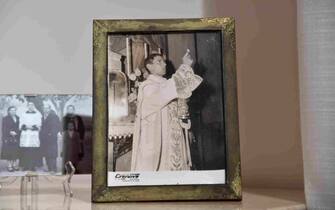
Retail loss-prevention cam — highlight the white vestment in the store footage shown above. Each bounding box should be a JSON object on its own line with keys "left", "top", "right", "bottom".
{"left": 131, "top": 65, "right": 202, "bottom": 171}
{"left": 19, "top": 111, "right": 42, "bottom": 148}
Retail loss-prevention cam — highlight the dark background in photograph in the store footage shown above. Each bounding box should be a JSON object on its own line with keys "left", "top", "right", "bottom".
{"left": 108, "top": 32, "right": 226, "bottom": 171}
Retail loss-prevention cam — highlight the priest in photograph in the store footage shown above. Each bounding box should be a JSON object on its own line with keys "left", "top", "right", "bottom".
{"left": 131, "top": 51, "right": 202, "bottom": 171}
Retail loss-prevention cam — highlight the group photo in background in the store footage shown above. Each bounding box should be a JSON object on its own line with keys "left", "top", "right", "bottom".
{"left": 0, "top": 94, "right": 92, "bottom": 176}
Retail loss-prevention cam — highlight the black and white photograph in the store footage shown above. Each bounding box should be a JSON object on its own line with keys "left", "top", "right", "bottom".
{"left": 0, "top": 94, "right": 92, "bottom": 176}
{"left": 107, "top": 32, "right": 227, "bottom": 186}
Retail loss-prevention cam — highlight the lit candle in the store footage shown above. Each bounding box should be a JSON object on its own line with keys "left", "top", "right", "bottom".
{"left": 144, "top": 43, "right": 148, "bottom": 58}
{"left": 126, "top": 37, "right": 131, "bottom": 76}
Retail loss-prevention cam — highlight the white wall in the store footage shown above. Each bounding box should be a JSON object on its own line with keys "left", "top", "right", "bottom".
{"left": 0, "top": 0, "right": 202, "bottom": 94}
{"left": 0, "top": 0, "right": 303, "bottom": 189}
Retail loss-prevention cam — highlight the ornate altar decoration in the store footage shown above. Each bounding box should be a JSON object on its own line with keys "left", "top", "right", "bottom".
{"left": 108, "top": 35, "right": 164, "bottom": 170}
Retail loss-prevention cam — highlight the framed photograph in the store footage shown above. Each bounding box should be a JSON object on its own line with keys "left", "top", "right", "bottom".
{"left": 92, "top": 18, "right": 241, "bottom": 202}
{"left": 0, "top": 94, "right": 92, "bottom": 176}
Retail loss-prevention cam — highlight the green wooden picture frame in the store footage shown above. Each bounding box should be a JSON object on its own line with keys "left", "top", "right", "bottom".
{"left": 92, "top": 18, "right": 241, "bottom": 202}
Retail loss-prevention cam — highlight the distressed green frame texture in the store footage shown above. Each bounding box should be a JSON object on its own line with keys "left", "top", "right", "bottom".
{"left": 92, "top": 18, "right": 241, "bottom": 202}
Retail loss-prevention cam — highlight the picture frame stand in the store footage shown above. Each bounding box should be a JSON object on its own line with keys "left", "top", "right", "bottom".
{"left": 20, "top": 173, "right": 39, "bottom": 195}
{"left": 19, "top": 161, "right": 75, "bottom": 197}
{"left": 42, "top": 161, "right": 76, "bottom": 197}
{"left": 62, "top": 161, "right": 76, "bottom": 197}
{"left": 0, "top": 161, "right": 76, "bottom": 197}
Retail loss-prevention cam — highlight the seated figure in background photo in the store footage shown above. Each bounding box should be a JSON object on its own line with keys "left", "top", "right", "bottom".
{"left": 131, "top": 50, "right": 202, "bottom": 171}
{"left": 1, "top": 106, "right": 20, "bottom": 172}
{"left": 19, "top": 102, "right": 42, "bottom": 171}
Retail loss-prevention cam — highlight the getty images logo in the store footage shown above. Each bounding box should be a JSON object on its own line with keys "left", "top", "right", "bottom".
{"left": 115, "top": 173, "right": 140, "bottom": 182}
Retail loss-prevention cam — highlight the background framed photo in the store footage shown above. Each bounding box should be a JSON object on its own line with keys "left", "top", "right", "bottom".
{"left": 92, "top": 18, "right": 241, "bottom": 202}
{"left": 0, "top": 94, "right": 92, "bottom": 176}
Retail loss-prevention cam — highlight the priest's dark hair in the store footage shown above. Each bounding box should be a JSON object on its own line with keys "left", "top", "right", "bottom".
{"left": 143, "top": 53, "right": 162, "bottom": 73}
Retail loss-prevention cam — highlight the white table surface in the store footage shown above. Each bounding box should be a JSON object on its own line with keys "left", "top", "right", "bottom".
{"left": 0, "top": 175, "right": 306, "bottom": 210}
